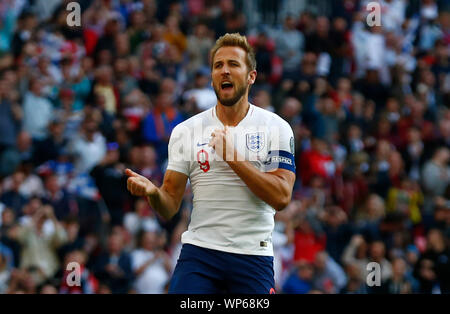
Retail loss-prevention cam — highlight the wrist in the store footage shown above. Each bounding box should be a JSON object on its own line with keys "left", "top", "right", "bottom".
{"left": 146, "top": 187, "right": 158, "bottom": 198}
{"left": 225, "top": 150, "right": 240, "bottom": 165}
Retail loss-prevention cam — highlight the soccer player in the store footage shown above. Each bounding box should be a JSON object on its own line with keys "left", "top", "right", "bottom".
{"left": 125, "top": 33, "right": 296, "bottom": 293}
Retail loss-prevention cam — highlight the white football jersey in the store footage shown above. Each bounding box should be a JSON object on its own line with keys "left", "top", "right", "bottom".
{"left": 167, "top": 104, "right": 295, "bottom": 256}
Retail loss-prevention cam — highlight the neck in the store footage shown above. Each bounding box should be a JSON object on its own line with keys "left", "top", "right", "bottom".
{"left": 216, "top": 97, "right": 250, "bottom": 127}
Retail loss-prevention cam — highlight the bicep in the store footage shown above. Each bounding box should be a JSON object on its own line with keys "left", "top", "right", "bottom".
{"left": 160, "top": 170, "right": 188, "bottom": 207}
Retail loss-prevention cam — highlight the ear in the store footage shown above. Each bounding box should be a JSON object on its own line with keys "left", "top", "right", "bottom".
{"left": 248, "top": 70, "right": 257, "bottom": 85}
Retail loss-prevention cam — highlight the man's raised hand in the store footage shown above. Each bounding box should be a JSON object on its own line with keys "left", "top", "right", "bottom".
{"left": 125, "top": 168, "right": 157, "bottom": 197}
{"left": 209, "top": 126, "right": 236, "bottom": 161}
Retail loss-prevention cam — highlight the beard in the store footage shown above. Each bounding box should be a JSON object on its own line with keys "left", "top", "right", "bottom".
{"left": 213, "top": 82, "right": 248, "bottom": 107}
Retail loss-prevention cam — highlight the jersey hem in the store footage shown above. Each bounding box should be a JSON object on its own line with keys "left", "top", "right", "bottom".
{"left": 181, "top": 239, "right": 274, "bottom": 257}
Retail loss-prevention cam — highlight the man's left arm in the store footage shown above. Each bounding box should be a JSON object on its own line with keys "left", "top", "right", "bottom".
{"left": 227, "top": 160, "right": 295, "bottom": 211}
{"left": 211, "top": 122, "right": 296, "bottom": 211}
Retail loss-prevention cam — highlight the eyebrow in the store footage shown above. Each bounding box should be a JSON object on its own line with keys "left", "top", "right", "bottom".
{"left": 213, "top": 59, "right": 241, "bottom": 66}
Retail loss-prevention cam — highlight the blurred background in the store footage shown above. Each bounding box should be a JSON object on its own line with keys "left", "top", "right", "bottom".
{"left": 0, "top": 0, "right": 449, "bottom": 294}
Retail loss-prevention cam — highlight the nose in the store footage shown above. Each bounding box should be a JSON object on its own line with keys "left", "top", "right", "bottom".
{"left": 220, "top": 64, "right": 230, "bottom": 76}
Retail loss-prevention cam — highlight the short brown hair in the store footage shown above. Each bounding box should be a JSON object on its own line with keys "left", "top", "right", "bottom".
{"left": 210, "top": 33, "right": 256, "bottom": 72}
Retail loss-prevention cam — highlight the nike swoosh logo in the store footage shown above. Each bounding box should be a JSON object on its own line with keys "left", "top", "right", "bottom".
{"left": 197, "top": 142, "right": 208, "bottom": 147}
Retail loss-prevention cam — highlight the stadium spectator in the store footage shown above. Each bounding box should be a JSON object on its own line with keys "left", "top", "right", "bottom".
{"left": 275, "top": 15, "right": 305, "bottom": 80}
{"left": 0, "top": 74, "right": 21, "bottom": 153}
{"left": 252, "top": 89, "right": 275, "bottom": 112}
{"left": 182, "top": 67, "right": 217, "bottom": 112}
{"left": 381, "top": 256, "right": 419, "bottom": 294}
{"left": 340, "top": 262, "right": 368, "bottom": 294}
{"left": 413, "top": 228, "right": 450, "bottom": 293}
{"left": 141, "top": 92, "right": 184, "bottom": 161}
{"left": 0, "top": 246, "right": 13, "bottom": 293}
{"left": 59, "top": 249, "right": 98, "bottom": 294}
{"left": 13, "top": 205, "right": 68, "bottom": 285}
{"left": 292, "top": 213, "right": 326, "bottom": 264}
{"left": 92, "top": 229, "right": 134, "bottom": 294}
{"left": 0, "top": 131, "right": 32, "bottom": 178}
{"left": 185, "top": 22, "right": 215, "bottom": 79}
{"left": 41, "top": 173, "right": 76, "bottom": 222}
{"left": 0, "top": 171, "right": 28, "bottom": 217}
{"left": 68, "top": 113, "right": 107, "bottom": 175}
{"left": 21, "top": 78, "right": 54, "bottom": 141}
{"left": 342, "top": 234, "right": 370, "bottom": 281}
{"left": 312, "top": 250, "right": 347, "bottom": 293}
{"left": 282, "top": 261, "right": 315, "bottom": 294}
{"left": 32, "top": 120, "right": 68, "bottom": 167}
{"left": 57, "top": 217, "right": 84, "bottom": 263}
{"left": 322, "top": 206, "right": 354, "bottom": 266}
{"left": 421, "top": 147, "right": 450, "bottom": 219}
{"left": 90, "top": 142, "right": 128, "bottom": 226}
{"left": 131, "top": 230, "right": 172, "bottom": 294}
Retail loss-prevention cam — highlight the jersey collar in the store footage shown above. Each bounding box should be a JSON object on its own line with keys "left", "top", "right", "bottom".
{"left": 212, "top": 103, "right": 255, "bottom": 128}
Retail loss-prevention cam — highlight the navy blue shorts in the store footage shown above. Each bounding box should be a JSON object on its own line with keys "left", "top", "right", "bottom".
{"left": 169, "top": 244, "right": 275, "bottom": 294}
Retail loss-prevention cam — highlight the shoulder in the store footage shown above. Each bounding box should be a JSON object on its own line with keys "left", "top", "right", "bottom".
{"left": 251, "top": 105, "right": 293, "bottom": 132}
{"left": 171, "top": 108, "right": 214, "bottom": 133}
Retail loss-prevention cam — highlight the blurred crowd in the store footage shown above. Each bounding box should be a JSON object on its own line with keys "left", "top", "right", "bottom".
{"left": 0, "top": 0, "right": 449, "bottom": 294}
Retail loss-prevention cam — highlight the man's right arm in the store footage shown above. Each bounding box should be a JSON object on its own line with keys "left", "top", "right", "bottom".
{"left": 125, "top": 169, "right": 188, "bottom": 220}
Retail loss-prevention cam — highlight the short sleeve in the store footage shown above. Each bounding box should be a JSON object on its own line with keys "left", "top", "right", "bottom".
{"left": 263, "top": 117, "right": 296, "bottom": 173}
{"left": 166, "top": 124, "right": 190, "bottom": 176}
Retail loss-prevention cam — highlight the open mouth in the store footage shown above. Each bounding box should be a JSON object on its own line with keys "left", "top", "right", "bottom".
{"left": 221, "top": 81, "right": 234, "bottom": 91}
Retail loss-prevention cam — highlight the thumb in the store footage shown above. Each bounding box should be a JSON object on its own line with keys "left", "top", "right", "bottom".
{"left": 125, "top": 168, "right": 140, "bottom": 178}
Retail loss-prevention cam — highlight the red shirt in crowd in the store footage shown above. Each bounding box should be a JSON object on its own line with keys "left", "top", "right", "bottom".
{"left": 299, "top": 149, "right": 336, "bottom": 186}
{"left": 293, "top": 230, "right": 326, "bottom": 263}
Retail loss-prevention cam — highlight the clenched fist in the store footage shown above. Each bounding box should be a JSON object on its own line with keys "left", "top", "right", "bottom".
{"left": 125, "top": 169, "right": 157, "bottom": 197}
{"left": 209, "top": 126, "right": 236, "bottom": 161}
